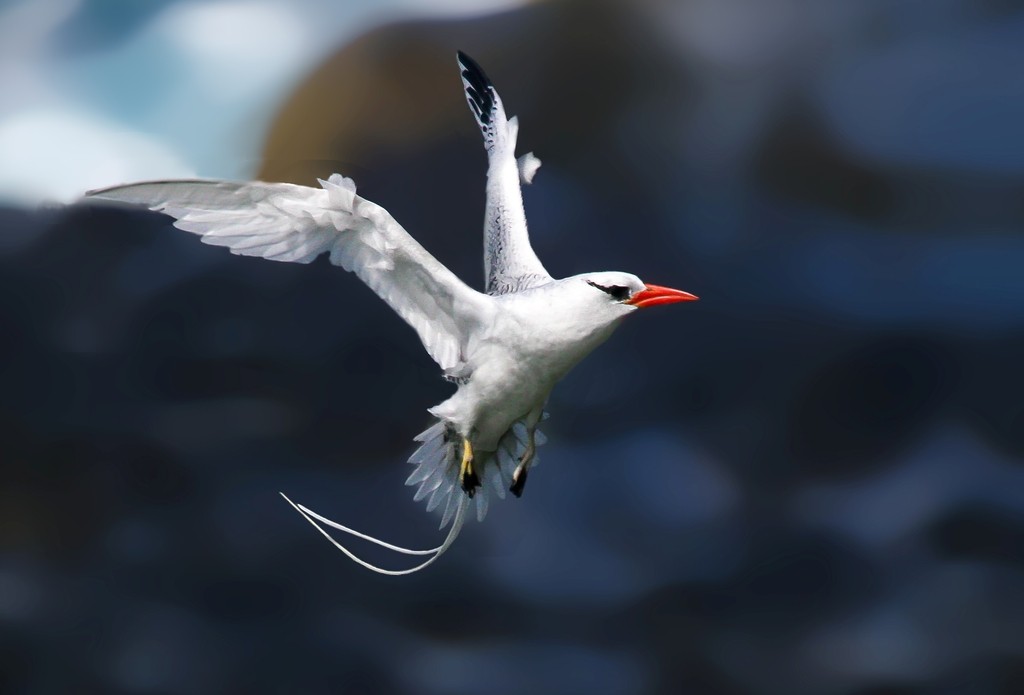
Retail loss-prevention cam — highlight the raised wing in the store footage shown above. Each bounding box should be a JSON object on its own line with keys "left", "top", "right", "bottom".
{"left": 85, "top": 175, "right": 493, "bottom": 371}
{"left": 457, "top": 51, "right": 552, "bottom": 296}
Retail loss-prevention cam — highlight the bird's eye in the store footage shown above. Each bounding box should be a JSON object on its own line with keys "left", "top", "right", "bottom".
{"left": 587, "top": 280, "right": 632, "bottom": 301}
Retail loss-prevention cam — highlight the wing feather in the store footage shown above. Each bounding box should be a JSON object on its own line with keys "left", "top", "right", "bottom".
{"left": 86, "top": 175, "right": 492, "bottom": 371}
{"left": 457, "top": 51, "right": 552, "bottom": 296}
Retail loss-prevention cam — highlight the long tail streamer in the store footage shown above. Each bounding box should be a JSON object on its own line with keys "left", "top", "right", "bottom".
{"left": 279, "top": 493, "right": 467, "bottom": 575}
{"left": 279, "top": 415, "right": 546, "bottom": 574}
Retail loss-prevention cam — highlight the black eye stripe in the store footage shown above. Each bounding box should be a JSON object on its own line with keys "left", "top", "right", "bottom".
{"left": 587, "top": 281, "right": 631, "bottom": 301}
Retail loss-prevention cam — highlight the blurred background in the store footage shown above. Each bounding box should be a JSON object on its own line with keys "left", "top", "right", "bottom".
{"left": 3, "top": 0, "right": 1024, "bottom": 693}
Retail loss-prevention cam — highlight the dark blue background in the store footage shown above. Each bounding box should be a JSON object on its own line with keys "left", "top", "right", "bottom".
{"left": 3, "top": 1, "right": 1024, "bottom": 693}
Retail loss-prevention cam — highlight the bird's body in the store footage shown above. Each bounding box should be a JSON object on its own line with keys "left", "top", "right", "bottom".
{"left": 437, "top": 277, "right": 625, "bottom": 448}
{"left": 85, "top": 52, "right": 697, "bottom": 573}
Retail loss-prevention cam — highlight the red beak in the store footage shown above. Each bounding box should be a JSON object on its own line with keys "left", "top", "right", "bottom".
{"left": 626, "top": 283, "right": 699, "bottom": 309}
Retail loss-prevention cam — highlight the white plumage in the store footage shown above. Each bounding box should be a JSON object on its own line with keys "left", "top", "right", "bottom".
{"left": 86, "top": 51, "right": 697, "bottom": 574}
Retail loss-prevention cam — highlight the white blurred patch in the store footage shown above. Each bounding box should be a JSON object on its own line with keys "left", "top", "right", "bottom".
{"left": 162, "top": 1, "right": 309, "bottom": 102}
{"left": 0, "top": 0, "right": 80, "bottom": 59}
{"left": 0, "top": 0, "right": 80, "bottom": 111}
{"left": 0, "top": 110, "right": 193, "bottom": 205}
{"left": 0, "top": 0, "right": 531, "bottom": 203}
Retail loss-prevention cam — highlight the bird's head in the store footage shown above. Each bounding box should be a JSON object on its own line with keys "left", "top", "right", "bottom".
{"left": 575, "top": 271, "right": 698, "bottom": 323}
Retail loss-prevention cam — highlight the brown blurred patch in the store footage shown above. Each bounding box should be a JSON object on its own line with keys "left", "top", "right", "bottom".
{"left": 257, "top": 0, "right": 672, "bottom": 187}
{"left": 259, "top": 30, "right": 458, "bottom": 185}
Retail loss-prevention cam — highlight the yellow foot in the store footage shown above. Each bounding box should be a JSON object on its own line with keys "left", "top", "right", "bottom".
{"left": 459, "top": 437, "right": 480, "bottom": 497}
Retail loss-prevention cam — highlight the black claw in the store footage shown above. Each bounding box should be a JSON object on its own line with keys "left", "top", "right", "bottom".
{"left": 461, "top": 468, "right": 481, "bottom": 497}
{"left": 510, "top": 468, "right": 528, "bottom": 498}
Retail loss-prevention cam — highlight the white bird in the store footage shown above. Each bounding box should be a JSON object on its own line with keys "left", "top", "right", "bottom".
{"left": 85, "top": 51, "right": 698, "bottom": 574}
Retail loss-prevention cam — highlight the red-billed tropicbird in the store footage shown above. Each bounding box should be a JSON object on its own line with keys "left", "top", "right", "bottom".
{"left": 85, "top": 51, "right": 698, "bottom": 574}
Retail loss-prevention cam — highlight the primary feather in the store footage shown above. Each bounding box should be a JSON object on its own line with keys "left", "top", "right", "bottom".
{"left": 87, "top": 175, "right": 491, "bottom": 373}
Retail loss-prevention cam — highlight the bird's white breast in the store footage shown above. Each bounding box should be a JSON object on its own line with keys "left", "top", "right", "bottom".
{"left": 434, "top": 287, "right": 622, "bottom": 450}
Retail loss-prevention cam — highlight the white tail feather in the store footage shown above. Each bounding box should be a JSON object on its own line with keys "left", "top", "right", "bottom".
{"left": 279, "top": 492, "right": 467, "bottom": 575}
{"left": 405, "top": 418, "right": 546, "bottom": 525}
{"left": 277, "top": 414, "right": 549, "bottom": 574}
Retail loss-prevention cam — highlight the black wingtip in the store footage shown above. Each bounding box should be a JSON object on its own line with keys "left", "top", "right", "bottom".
{"left": 456, "top": 50, "right": 481, "bottom": 74}
{"left": 456, "top": 50, "right": 495, "bottom": 128}
{"left": 456, "top": 50, "right": 491, "bottom": 87}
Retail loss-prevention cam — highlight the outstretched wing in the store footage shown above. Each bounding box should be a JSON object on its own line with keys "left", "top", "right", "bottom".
{"left": 457, "top": 51, "right": 552, "bottom": 296}
{"left": 85, "top": 175, "right": 493, "bottom": 371}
